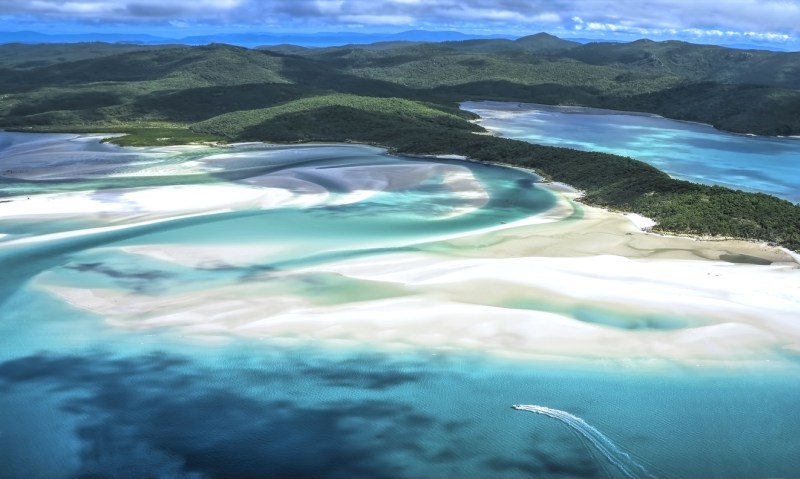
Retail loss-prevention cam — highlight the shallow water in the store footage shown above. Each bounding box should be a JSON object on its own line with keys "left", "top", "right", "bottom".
{"left": 462, "top": 101, "right": 800, "bottom": 203}
{"left": 1, "top": 132, "right": 799, "bottom": 478}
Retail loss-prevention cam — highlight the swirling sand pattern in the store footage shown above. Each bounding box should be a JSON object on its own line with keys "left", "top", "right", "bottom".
{"left": 1, "top": 132, "right": 800, "bottom": 478}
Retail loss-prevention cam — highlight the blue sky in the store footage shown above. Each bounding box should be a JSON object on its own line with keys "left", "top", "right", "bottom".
{"left": 1, "top": 0, "right": 799, "bottom": 47}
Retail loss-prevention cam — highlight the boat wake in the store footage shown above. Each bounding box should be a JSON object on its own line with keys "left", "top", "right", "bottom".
{"left": 512, "top": 404, "right": 656, "bottom": 479}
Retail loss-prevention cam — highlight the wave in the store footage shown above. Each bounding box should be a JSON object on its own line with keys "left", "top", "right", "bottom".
{"left": 512, "top": 404, "right": 656, "bottom": 479}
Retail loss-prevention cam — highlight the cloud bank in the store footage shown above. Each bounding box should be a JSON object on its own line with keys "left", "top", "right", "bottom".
{"left": 1, "top": 0, "right": 798, "bottom": 43}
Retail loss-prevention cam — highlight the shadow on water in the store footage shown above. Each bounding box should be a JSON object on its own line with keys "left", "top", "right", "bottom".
{"left": 64, "top": 261, "right": 175, "bottom": 294}
{"left": 0, "top": 209, "right": 270, "bottom": 306}
{"left": 0, "top": 351, "right": 438, "bottom": 478}
{"left": 0, "top": 349, "right": 621, "bottom": 479}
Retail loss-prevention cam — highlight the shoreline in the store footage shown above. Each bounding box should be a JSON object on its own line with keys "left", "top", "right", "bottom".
{"left": 475, "top": 158, "right": 797, "bottom": 263}
{"left": 3, "top": 130, "right": 796, "bottom": 258}
{"left": 462, "top": 102, "right": 800, "bottom": 205}
{"left": 443, "top": 182, "right": 797, "bottom": 264}
{"left": 326, "top": 147, "right": 800, "bottom": 259}
{"left": 462, "top": 100, "right": 800, "bottom": 140}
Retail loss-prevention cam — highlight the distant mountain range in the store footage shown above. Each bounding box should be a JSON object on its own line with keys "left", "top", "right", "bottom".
{"left": 0, "top": 30, "right": 515, "bottom": 48}
{"left": 1, "top": 29, "right": 796, "bottom": 51}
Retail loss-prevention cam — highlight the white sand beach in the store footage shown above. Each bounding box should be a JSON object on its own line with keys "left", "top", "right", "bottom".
{"left": 42, "top": 186, "right": 800, "bottom": 367}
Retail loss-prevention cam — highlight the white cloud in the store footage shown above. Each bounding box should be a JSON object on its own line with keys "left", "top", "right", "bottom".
{"left": 314, "top": 0, "right": 344, "bottom": 15}
{"left": 339, "top": 14, "right": 415, "bottom": 25}
{"left": 0, "top": 0, "right": 798, "bottom": 43}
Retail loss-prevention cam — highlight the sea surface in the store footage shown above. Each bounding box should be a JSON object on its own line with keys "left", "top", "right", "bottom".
{"left": 462, "top": 101, "right": 800, "bottom": 204}
{"left": 1, "top": 132, "right": 799, "bottom": 478}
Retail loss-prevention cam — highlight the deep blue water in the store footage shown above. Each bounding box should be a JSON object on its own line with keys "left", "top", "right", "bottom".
{"left": 463, "top": 101, "right": 800, "bottom": 203}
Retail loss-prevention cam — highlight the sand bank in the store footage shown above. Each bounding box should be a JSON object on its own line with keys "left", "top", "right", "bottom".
{"left": 44, "top": 250, "right": 800, "bottom": 366}
{"left": 42, "top": 187, "right": 800, "bottom": 367}
{"left": 0, "top": 159, "right": 488, "bottom": 233}
{"left": 432, "top": 186, "right": 796, "bottom": 264}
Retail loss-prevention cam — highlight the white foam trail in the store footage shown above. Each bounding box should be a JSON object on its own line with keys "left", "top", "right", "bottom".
{"left": 512, "top": 404, "right": 656, "bottom": 479}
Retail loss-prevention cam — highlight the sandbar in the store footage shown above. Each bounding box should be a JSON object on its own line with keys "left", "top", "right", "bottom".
{"left": 41, "top": 186, "right": 800, "bottom": 368}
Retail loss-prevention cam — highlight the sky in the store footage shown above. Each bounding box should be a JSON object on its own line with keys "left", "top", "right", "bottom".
{"left": 1, "top": 0, "right": 799, "bottom": 48}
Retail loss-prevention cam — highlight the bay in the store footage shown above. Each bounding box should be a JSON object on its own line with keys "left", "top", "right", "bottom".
{"left": 462, "top": 101, "right": 800, "bottom": 203}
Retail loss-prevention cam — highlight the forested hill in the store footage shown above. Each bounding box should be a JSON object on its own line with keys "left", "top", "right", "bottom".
{"left": 1, "top": 36, "right": 800, "bottom": 250}
{"left": 1, "top": 34, "right": 800, "bottom": 135}
{"left": 266, "top": 34, "right": 800, "bottom": 136}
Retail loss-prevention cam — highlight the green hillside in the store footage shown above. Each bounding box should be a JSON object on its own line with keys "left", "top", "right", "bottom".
{"left": 3, "top": 36, "right": 800, "bottom": 134}
{"left": 0, "top": 43, "right": 427, "bottom": 128}
{"left": 0, "top": 42, "right": 162, "bottom": 69}
{"left": 287, "top": 37, "right": 800, "bottom": 134}
{"left": 564, "top": 40, "right": 800, "bottom": 89}
{"left": 193, "top": 94, "right": 480, "bottom": 142}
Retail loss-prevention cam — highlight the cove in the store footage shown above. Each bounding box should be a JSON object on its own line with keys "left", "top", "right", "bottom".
{"left": 462, "top": 101, "right": 800, "bottom": 204}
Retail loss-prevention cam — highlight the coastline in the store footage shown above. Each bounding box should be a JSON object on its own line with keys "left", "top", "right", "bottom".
{"left": 3, "top": 130, "right": 795, "bottom": 259}
{"left": 472, "top": 157, "right": 797, "bottom": 262}
{"left": 463, "top": 100, "right": 664, "bottom": 120}
{"left": 462, "top": 101, "right": 800, "bottom": 205}
{"left": 462, "top": 100, "right": 800, "bottom": 140}
{"left": 33, "top": 167, "right": 800, "bottom": 367}
{"left": 471, "top": 181, "right": 796, "bottom": 264}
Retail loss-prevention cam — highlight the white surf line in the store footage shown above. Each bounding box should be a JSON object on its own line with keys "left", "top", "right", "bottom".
{"left": 512, "top": 404, "right": 656, "bottom": 479}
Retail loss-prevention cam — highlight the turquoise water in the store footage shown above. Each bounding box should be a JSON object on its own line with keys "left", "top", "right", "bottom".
{"left": 3, "top": 338, "right": 800, "bottom": 479}
{"left": 463, "top": 101, "right": 800, "bottom": 203}
{"left": 1, "top": 133, "right": 799, "bottom": 478}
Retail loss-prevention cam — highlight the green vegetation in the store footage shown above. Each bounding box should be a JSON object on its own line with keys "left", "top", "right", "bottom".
{"left": 101, "top": 128, "right": 224, "bottom": 147}
{"left": 2, "top": 37, "right": 800, "bottom": 250}
{"left": 4, "top": 36, "right": 800, "bottom": 134}
{"left": 192, "top": 94, "right": 481, "bottom": 141}
{"left": 0, "top": 42, "right": 161, "bottom": 69}
{"left": 290, "top": 37, "right": 800, "bottom": 135}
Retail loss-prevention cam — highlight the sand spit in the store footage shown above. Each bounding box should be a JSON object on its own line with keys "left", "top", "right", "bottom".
{"left": 435, "top": 186, "right": 796, "bottom": 264}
